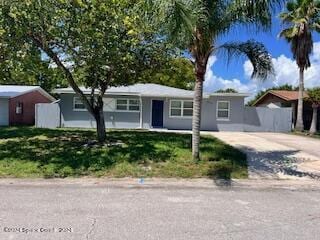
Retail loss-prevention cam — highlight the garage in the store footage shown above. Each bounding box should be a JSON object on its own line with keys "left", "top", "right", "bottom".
{"left": 0, "top": 98, "right": 9, "bottom": 126}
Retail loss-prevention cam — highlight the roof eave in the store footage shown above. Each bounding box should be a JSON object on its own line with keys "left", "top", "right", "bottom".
{"left": 209, "top": 93, "right": 250, "bottom": 97}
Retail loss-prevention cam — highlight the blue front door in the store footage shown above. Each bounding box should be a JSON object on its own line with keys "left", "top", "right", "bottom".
{"left": 152, "top": 100, "right": 164, "bottom": 128}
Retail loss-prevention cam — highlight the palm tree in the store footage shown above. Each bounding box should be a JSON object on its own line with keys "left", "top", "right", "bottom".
{"left": 307, "top": 87, "right": 320, "bottom": 134}
{"left": 279, "top": 0, "right": 320, "bottom": 131}
{"left": 145, "top": 0, "right": 277, "bottom": 160}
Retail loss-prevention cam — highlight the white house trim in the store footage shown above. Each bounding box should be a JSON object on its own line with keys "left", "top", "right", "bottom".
{"left": 73, "top": 97, "right": 87, "bottom": 112}
{"left": 169, "top": 99, "right": 193, "bottom": 119}
{"left": 216, "top": 100, "right": 230, "bottom": 121}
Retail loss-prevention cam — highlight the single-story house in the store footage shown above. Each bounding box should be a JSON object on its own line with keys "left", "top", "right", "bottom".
{"left": 0, "top": 85, "right": 55, "bottom": 126}
{"left": 53, "top": 83, "right": 250, "bottom": 131}
{"left": 252, "top": 90, "right": 318, "bottom": 130}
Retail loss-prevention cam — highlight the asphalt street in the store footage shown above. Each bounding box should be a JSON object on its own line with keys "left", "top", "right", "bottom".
{"left": 0, "top": 178, "right": 320, "bottom": 240}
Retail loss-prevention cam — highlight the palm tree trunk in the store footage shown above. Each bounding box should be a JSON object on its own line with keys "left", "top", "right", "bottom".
{"left": 309, "top": 103, "right": 318, "bottom": 134}
{"left": 295, "top": 67, "right": 305, "bottom": 131}
{"left": 192, "top": 74, "right": 204, "bottom": 161}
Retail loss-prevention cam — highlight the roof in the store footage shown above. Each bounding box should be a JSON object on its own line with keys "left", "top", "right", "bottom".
{"left": 270, "top": 90, "right": 309, "bottom": 101}
{"left": 53, "top": 83, "right": 249, "bottom": 98}
{"left": 253, "top": 90, "right": 309, "bottom": 106}
{"left": 0, "top": 85, "right": 55, "bottom": 101}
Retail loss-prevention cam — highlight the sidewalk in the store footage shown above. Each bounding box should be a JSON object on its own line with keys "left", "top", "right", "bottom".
{"left": 0, "top": 177, "right": 319, "bottom": 190}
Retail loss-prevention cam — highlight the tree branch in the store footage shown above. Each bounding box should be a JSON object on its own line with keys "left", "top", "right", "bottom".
{"left": 28, "top": 33, "right": 95, "bottom": 114}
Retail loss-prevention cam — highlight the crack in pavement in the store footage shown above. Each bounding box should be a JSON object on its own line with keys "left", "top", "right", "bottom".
{"left": 86, "top": 218, "right": 97, "bottom": 240}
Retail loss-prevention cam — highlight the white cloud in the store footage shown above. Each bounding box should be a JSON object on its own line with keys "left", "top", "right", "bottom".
{"left": 204, "top": 41, "right": 320, "bottom": 99}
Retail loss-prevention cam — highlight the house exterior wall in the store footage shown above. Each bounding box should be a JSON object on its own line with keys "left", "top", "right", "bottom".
{"left": 161, "top": 96, "right": 244, "bottom": 131}
{"left": 60, "top": 94, "right": 141, "bottom": 128}
{"left": 59, "top": 93, "right": 246, "bottom": 131}
{"left": 9, "top": 90, "right": 52, "bottom": 125}
{"left": 255, "top": 95, "right": 288, "bottom": 107}
{"left": 0, "top": 98, "right": 9, "bottom": 126}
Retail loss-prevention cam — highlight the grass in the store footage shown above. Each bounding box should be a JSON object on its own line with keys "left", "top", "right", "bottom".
{"left": 0, "top": 127, "right": 247, "bottom": 179}
{"left": 292, "top": 131, "right": 320, "bottom": 139}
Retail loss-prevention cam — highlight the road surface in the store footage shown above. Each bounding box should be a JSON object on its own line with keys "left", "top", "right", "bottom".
{"left": 0, "top": 178, "right": 319, "bottom": 240}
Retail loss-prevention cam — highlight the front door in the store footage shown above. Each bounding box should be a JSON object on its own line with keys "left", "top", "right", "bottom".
{"left": 152, "top": 100, "right": 164, "bottom": 128}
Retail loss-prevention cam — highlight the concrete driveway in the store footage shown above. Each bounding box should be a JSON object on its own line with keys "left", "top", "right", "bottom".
{"left": 209, "top": 132, "right": 320, "bottom": 179}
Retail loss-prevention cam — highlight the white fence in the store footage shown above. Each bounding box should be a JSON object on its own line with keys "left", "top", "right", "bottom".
{"left": 35, "top": 103, "right": 61, "bottom": 128}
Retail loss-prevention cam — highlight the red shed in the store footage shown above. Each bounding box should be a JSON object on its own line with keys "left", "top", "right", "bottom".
{"left": 0, "top": 85, "right": 55, "bottom": 126}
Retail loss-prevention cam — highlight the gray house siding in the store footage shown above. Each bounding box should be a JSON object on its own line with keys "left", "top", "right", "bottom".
{"left": 58, "top": 93, "right": 246, "bottom": 131}
{"left": 205, "top": 96, "right": 245, "bottom": 131}
{"left": 163, "top": 96, "right": 245, "bottom": 131}
{"left": 0, "top": 98, "right": 9, "bottom": 126}
{"left": 60, "top": 94, "right": 141, "bottom": 128}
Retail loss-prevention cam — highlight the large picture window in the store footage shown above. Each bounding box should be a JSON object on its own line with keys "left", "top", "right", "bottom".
{"left": 73, "top": 97, "right": 86, "bottom": 111}
{"left": 170, "top": 100, "right": 193, "bottom": 118}
{"left": 116, "top": 99, "right": 140, "bottom": 112}
{"left": 217, "top": 101, "right": 230, "bottom": 120}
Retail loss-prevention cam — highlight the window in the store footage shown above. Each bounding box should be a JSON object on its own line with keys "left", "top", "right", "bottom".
{"left": 73, "top": 97, "right": 86, "bottom": 111}
{"left": 217, "top": 101, "right": 230, "bottom": 120}
{"left": 116, "top": 99, "right": 128, "bottom": 110}
{"left": 116, "top": 99, "right": 140, "bottom": 111}
{"left": 129, "top": 99, "right": 140, "bottom": 111}
{"left": 16, "top": 102, "right": 23, "bottom": 114}
{"left": 170, "top": 100, "right": 193, "bottom": 117}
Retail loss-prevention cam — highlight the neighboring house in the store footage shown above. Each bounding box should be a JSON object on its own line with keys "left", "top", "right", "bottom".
{"left": 0, "top": 85, "right": 55, "bottom": 126}
{"left": 53, "top": 83, "right": 249, "bottom": 131}
{"left": 252, "top": 90, "right": 318, "bottom": 130}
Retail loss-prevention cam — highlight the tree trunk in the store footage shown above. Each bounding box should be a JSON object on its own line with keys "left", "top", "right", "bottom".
{"left": 94, "top": 95, "right": 106, "bottom": 143}
{"left": 192, "top": 73, "right": 204, "bottom": 161}
{"left": 95, "top": 112, "right": 106, "bottom": 143}
{"left": 295, "top": 67, "right": 305, "bottom": 131}
{"left": 309, "top": 103, "right": 318, "bottom": 134}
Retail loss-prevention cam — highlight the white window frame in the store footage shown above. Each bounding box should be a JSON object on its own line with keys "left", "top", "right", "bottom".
{"left": 169, "top": 100, "right": 193, "bottom": 118}
{"left": 115, "top": 98, "right": 140, "bottom": 112}
{"left": 73, "top": 97, "right": 87, "bottom": 111}
{"left": 15, "top": 102, "right": 23, "bottom": 114}
{"left": 216, "top": 101, "right": 230, "bottom": 121}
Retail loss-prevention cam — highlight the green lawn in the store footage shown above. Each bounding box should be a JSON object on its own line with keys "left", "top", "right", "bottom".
{"left": 292, "top": 131, "right": 320, "bottom": 139}
{"left": 0, "top": 127, "right": 247, "bottom": 179}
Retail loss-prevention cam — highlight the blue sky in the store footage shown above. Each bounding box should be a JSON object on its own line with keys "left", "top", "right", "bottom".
{"left": 204, "top": 13, "right": 320, "bottom": 97}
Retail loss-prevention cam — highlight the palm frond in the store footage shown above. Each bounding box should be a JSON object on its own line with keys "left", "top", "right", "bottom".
{"left": 279, "top": 0, "right": 317, "bottom": 69}
{"left": 218, "top": 40, "right": 274, "bottom": 80}
{"left": 145, "top": 0, "right": 204, "bottom": 46}
{"left": 223, "top": 0, "right": 284, "bottom": 32}
{"left": 278, "top": 27, "right": 299, "bottom": 40}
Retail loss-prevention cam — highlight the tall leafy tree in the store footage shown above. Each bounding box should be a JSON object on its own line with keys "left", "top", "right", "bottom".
{"left": 215, "top": 88, "right": 238, "bottom": 93}
{"left": 279, "top": 0, "right": 320, "bottom": 131}
{"left": 0, "top": 45, "right": 65, "bottom": 92}
{"left": 0, "top": 0, "right": 169, "bottom": 142}
{"left": 307, "top": 87, "right": 320, "bottom": 134}
{"left": 145, "top": 0, "right": 277, "bottom": 160}
{"left": 139, "top": 57, "right": 195, "bottom": 90}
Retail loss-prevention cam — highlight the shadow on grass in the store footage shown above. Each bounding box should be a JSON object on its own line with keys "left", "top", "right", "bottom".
{"left": 0, "top": 127, "right": 248, "bottom": 178}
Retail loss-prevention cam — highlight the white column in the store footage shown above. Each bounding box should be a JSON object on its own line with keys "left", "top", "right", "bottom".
{"left": 139, "top": 96, "right": 143, "bottom": 128}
